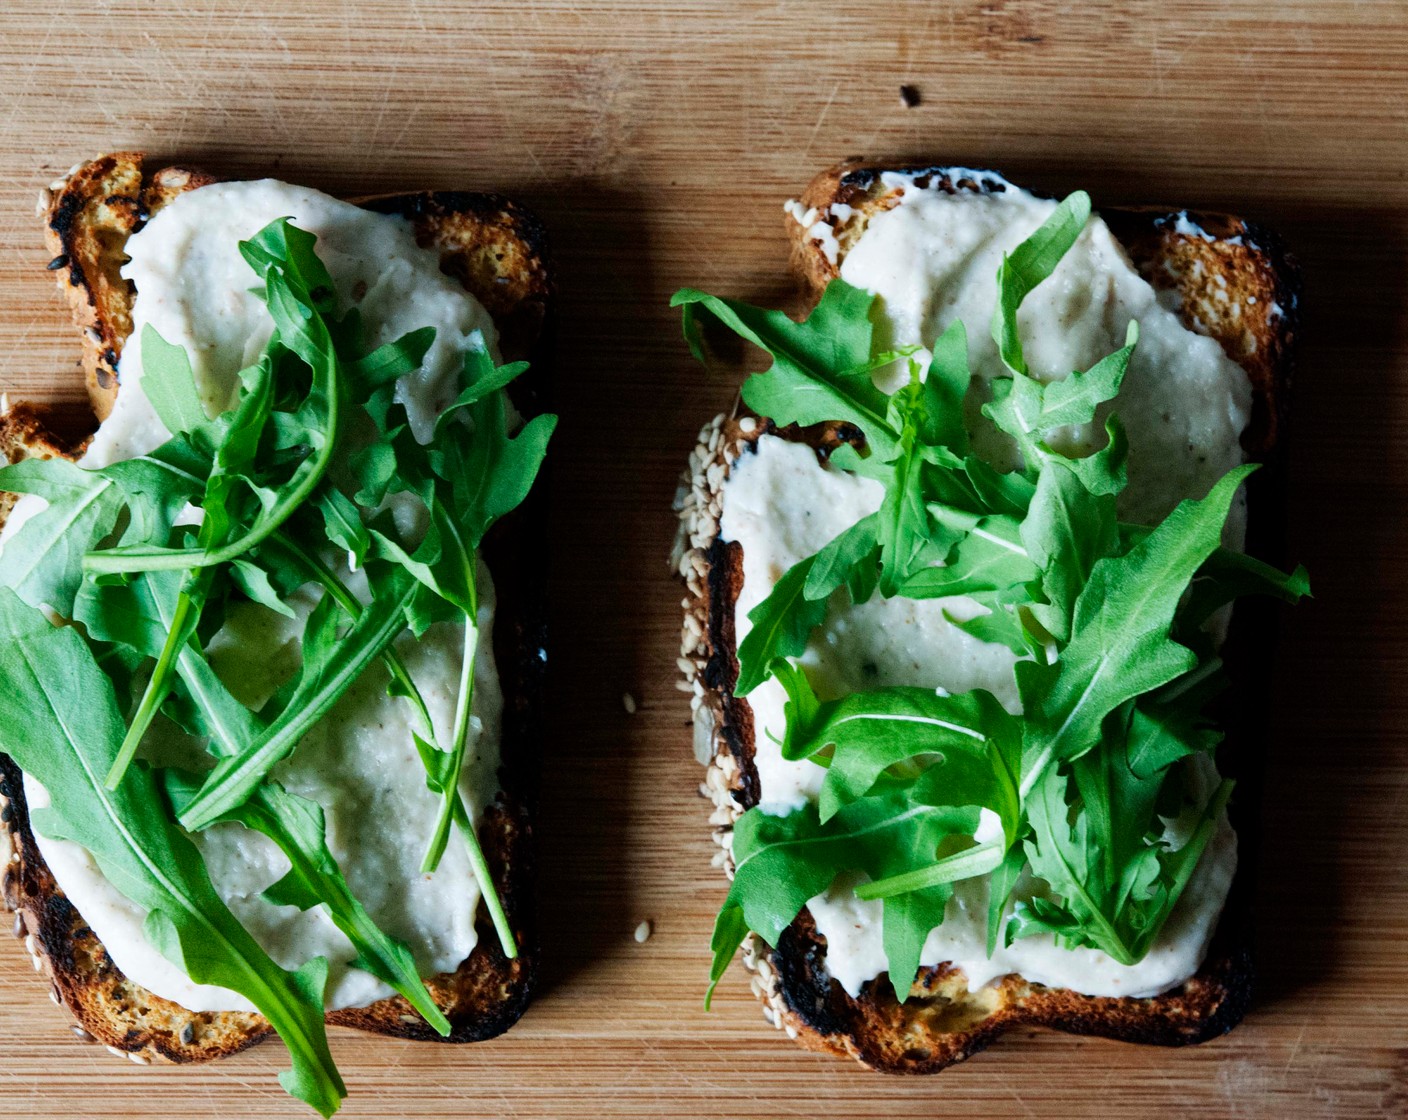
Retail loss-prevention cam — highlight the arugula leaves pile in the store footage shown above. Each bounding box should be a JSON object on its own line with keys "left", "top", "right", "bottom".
{"left": 0, "top": 219, "right": 554, "bottom": 1113}
{"left": 673, "top": 191, "right": 1308, "bottom": 1004}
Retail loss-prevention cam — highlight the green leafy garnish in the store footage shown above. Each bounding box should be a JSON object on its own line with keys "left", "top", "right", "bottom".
{"left": 673, "top": 281, "right": 899, "bottom": 458}
{"left": 0, "top": 589, "right": 344, "bottom": 1116}
{"left": 677, "top": 191, "right": 1308, "bottom": 1004}
{"left": 139, "top": 323, "right": 211, "bottom": 434}
{"left": 0, "top": 217, "right": 554, "bottom": 1110}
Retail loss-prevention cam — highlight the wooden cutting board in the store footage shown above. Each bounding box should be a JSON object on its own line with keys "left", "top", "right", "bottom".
{"left": 0, "top": 1, "right": 1403, "bottom": 1116}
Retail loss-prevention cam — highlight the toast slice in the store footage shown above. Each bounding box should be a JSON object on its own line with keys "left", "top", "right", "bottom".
{"left": 0, "top": 152, "right": 552, "bottom": 1062}
{"left": 674, "top": 159, "right": 1301, "bottom": 1071}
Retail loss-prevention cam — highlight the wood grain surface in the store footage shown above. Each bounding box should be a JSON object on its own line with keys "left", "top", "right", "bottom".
{"left": 0, "top": 1, "right": 1403, "bottom": 1116}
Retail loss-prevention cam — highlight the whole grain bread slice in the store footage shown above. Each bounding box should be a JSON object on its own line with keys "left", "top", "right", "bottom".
{"left": 0, "top": 151, "right": 552, "bottom": 1062}
{"left": 674, "top": 158, "right": 1301, "bottom": 1072}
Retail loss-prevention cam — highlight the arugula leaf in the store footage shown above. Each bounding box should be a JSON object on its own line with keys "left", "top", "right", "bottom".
{"left": 451, "top": 347, "right": 556, "bottom": 547}
{"left": 239, "top": 218, "right": 337, "bottom": 315}
{"left": 992, "top": 192, "right": 1091, "bottom": 376}
{"left": 0, "top": 590, "right": 344, "bottom": 1116}
{"left": 1018, "top": 756, "right": 1232, "bottom": 963}
{"left": 945, "top": 600, "right": 1041, "bottom": 657}
{"left": 774, "top": 663, "right": 1020, "bottom": 834}
{"left": 876, "top": 377, "right": 939, "bottom": 596}
{"left": 981, "top": 374, "right": 1047, "bottom": 474}
{"left": 346, "top": 327, "right": 436, "bottom": 397}
{"left": 230, "top": 556, "right": 298, "bottom": 618}
{"left": 733, "top": 556, "right": 825, "bottom": 697}
{"left": 736, "top": 513, "right": 883, "bottom": 702}
{"left": 984, "top": 322, "right": 1137, "bottom": 478}
{"left": 103, "top": 568, "right": 208, "bottom": 788}
{"left": 101, "top": 438, "right": 212, "bottom": 538}
{"left": 802, "top": 513, "right": 878, "bottom": 603}
{"left": 1125, "top": 693, "right": 1223, "bottom": 780}
{"left": 170, "top": 773, "right": 452, "bottom": 1037}
{"left": 1182, "top": 549, "right": 1312, "bottom": 630}
{"left": 916, "top": 320, "right": 971, "bottom": 453}
{"left": 139, "top": 324, "right": 210, "bottom": 435}
{"left": 433, "top": 346, "right": 531, "bottom": 436}
{"left": 985, "top": 842, "right": 1029, "bottom": 956}
{"left": 673, "top": 281, "right": 900, "bottom": 458}
{"left": 1017, "top": 465, "right": 1255, "bottom": 793}
{"left": 1035, "top": 324, "right": 1138, "bottom": 431}
{"left": 906, "top": 505, "right": 1038, "bottom": 600}
{"left": 876, "top": 799, "right": 983, "bottom": 1000}
{"left": 313, "top": 485, "right": 370, "bottom": 570}
{"left": 708, "top": 774, "right": 979, "bottom": 1005}
{"left": 348, "top": 420, "right": 419, "bottom": 509}
{"left": 1065, "top": 412, "right": 1129, "bottom": 497}
{"left": 1020, "top": 458, "right": 1117, "bottom": 641}
{"left": 0, "top": 459, "right": 124, "bottom": 615}
{"left": 963, "top": 453, "right": 1036, "bottom": 516}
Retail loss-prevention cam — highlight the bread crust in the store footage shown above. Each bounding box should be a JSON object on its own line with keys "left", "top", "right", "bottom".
{"left": 2, "top": 152, "right": 552, "bottom": 1061}
{"left": 674, "top": 159, "right": 1301, "bottom": 1072}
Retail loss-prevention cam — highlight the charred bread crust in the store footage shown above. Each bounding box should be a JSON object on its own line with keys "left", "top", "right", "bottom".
{"left": 41, "top": 154, "right": 220, "bottom": 422}
{"left": 2, "top": 153, "right": 552, "bottom": 1058}
{"left": 674, "top": 159, "right": 1300, "bottom": 1071}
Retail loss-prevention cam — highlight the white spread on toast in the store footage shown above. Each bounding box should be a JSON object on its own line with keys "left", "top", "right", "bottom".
{"left": 5, "top": 180, "right": 506, "bottom": 1013}
{"left": 721, "top": 179, "right": 1250, "bottom": 1000}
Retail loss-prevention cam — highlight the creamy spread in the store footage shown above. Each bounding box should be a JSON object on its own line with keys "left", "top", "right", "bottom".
{"left": 721, "top": 178, "right": 1250, "bottom": 999}
{"left": 3, "top": 180, "right": 506, "bottom": 1012}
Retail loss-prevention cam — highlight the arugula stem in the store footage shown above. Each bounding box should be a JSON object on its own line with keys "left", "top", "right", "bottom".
{"left": 418, "top": 514, "right": 483, "bottom": 874}
{"left": 855, "top": 842, "right": 1003, "bottom": 900}
{"left": 448, "top": 775, "right": 518, "bottom": 960}
{"left": 426, "top": 617, "right": 520, "bottom": 961}
{"left": 423, "top": 612, "right": 479, "bottom": 872}
{"left": 414, "top": 524, "right": 519, "bottom": 960}
{"left": 104, "top": 588, "right": 195, "bottom": 789}
{"left": 273, "top": 530, "right": 517, "bottom": 961}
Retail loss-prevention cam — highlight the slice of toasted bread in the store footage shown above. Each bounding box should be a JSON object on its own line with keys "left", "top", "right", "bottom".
{"left": 674, "top": 159, "right": 1301, "bottom": 1072}
{"left": 0, "top": 152, "right": 552, "bottom": 1062}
